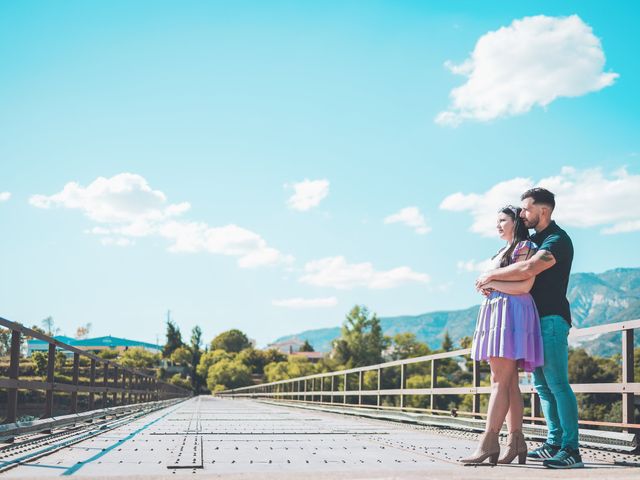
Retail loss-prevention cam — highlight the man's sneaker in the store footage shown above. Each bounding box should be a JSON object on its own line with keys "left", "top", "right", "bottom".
{"left": 543, "top": 446, "right": 584, "bottom": 469}
{"left": 527, "top": 442, "right": 560, "bottom": 461}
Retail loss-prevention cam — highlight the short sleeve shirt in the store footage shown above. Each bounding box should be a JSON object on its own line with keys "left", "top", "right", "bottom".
{"left": 530, "top": 221, "right": 574, "bottom": 325}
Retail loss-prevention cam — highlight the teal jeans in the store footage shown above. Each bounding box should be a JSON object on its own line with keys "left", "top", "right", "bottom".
{"left": 532, "top": 315, "right": 579, "bottom": 449}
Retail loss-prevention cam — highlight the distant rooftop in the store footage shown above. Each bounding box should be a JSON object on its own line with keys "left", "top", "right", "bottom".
{"left": 27, "top": 335, "right": 161, "bottom": 352}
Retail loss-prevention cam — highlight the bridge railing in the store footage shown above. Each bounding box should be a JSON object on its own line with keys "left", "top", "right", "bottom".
{"left": 218, "top": 319, "right": 639, "bottom": 433}
{"left": 0, "top": 316, "right": 191, "bottom": 425}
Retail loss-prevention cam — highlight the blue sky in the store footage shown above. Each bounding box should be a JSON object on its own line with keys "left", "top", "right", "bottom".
{"left": 1, "top": 1, "right": 638, "bottom": 348}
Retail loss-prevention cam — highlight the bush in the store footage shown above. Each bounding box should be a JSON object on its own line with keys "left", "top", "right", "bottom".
{"left": 206, "top": 359, "right": 252, "bottom": 391}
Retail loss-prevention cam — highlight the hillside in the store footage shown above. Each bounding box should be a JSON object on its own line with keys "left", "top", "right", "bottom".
{"left": 272, "top": 267, "right": 640, "bottom": 357}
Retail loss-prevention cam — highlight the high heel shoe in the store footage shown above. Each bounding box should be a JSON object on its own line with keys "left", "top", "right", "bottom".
{"left": 497, "top": 430, "right": 527, "bottom": 464}
{"left": 460, "top": 430, "right": 500, "bottom": 465}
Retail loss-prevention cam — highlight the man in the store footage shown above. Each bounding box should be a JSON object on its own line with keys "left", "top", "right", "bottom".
{"left": 476, "top": 187, "right": 582, "bottom": 469}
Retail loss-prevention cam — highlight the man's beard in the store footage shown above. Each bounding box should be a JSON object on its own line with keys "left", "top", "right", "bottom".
{"left": 524, "top": 216, "right": 539, "bottom": 229}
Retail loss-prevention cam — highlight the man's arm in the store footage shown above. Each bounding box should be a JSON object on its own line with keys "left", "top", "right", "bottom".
{"left": 475, "top": 249, "right": 556, "bottom": 287}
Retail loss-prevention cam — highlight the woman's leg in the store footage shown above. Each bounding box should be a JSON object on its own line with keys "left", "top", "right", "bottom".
{"left": 486, "top": 357, "right": 518, "bottom": 433}
{"left": 504, "top": 369, "right": 524, "bottom": 433}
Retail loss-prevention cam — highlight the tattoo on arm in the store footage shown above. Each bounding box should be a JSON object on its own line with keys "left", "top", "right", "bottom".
{"left": 540, "top": 252, "right": 554, "bottom": 262}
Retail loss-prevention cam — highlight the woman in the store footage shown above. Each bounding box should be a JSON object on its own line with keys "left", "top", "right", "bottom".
{"left": 460, "top": 206, "right": 543, "bottom": 465}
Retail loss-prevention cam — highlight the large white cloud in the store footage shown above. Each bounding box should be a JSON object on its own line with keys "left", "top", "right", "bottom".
{"left": 436, "top": 15, "right": 618, "bottom": 126}
{"left": 384, "top": 206, "right": 431, "bottom": 235}
{"left": 31, "top": 174, "right": 291, "bottom": 267}
{"left": 287, "top": 179, "right": 329, "bottom": 211}
{"left": 300, "top": 256, "right": 429, "bottom": 290}
{"left": 0, "top": 192, "right": 11, "bottom": 202}
{"left": 441, "top": 167, "right": 640, "bottom": 236}
{"left": 272, "top": 297, "right": 338, "bottom": 309}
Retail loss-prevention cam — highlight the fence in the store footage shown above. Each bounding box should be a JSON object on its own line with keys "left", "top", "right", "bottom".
{"left": 0, "top": 316, "right": 191, "bottom": 425}
{"left": 218, "top": 318, "right": 640, "bottom": 433}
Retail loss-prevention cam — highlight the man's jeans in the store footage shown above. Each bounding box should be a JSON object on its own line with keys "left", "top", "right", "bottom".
{"left": 532, "top": 315, "right": 579, "bottom": 449}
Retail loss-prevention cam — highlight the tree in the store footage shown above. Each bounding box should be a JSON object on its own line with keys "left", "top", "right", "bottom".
{"left": 98, "top": 349, "right": 119, "bottom": 360}
{"left": 170, "top": 346, "right": 192, "bottom": 366}
{"left": 390, "top": 333, "right": 430, "bottom": 360}
{"left": 210, "top": 329, "right": 251, "bottom": 353}
{"left": 189, "top": 326, "right": 204, "bottom": 392}
{"left": 206, "top": 359, "right": 252, "bottom": 391}
{"left": 41, "top": 316, "right": 57, "bottom": 336}
{"left": 196, "top": 349, "right": 235, "bottom": 378}
{"left": 120, "top": 347, "right": 161, "bottom": 368}
{"left": 264, "top": 356, "right": 316, "bottom": 382}
{"left": 332, "top": 305, "right": 389, "bottom": 367}
{"left": 0, "top": 328, "right": 11, "bottom": 356}
{"left": 169, "top": 373, "right": 192, "bottom": 390}
{"left": 299, "top": 340, "right": 315, "bottom": 352}
{"left": 32, "top": 351, "right": 48, "bottom": 376}
{"left": 75, "top": 322, "right": 92, "bottom": 339}
{"left": 163, "top": 319, "right": 183, "bottom": 358}
{"left": 441, "top": 331, "right": 454, "bottom": 352}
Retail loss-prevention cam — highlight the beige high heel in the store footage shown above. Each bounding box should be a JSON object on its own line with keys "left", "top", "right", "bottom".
{"left": 460, "top": 430, "right": 500, "bottom": 465}
{"left": 497, "top": 431, "right": 527, "bottom": 464}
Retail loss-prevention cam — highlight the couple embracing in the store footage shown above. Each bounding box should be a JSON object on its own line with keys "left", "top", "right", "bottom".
{"left": 460, "top": 188, "right": 582, "bottom": 469}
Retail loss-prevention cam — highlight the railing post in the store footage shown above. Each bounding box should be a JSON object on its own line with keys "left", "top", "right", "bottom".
{"left": 89, "top": 359, "right": 96, "bottom": 411}
{"left": 400, "top": 364, "right": 405, "bottom": 409}
{"left": 358, "top": 370, "right": 363, "bottom": 406}
{"left": 102, "top": 363, "right": 109, "bottom": 408}
{"left": 430, "top": 359, "right": 436, "bottom": 412}
{"left": 6, "top": 330, "right": 22, "bottom": 424}
{"left": 330, "top": 376, "right": 335, "bottom": 404}
{"left": 121, "top": 370, "right": 127, "bottom": 405}
{"left": 343, "top": 373, "right": 347, "bottom": 405}
{"left": 377, "top": 367, "right": 381, "bottom": 408}
{"left": 622, "top": 328, "right": 635, "bottom": 431}
{"left": 70, "top": 352, "right": 80, "bottom": 414}
{"left": 43, "top": 343, "right": 56, "bottom": 419}
{"left": 472, "top": 359, "right": 480, "bottom": 418}
{"left": 112, "top": 366, "right": 119, "bottom": 406}
{"left": 320, "top": 376, "right": 324, "bottom": 403}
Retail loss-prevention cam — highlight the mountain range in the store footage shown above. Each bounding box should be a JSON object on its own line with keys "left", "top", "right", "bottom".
{"left": 272, "top": 267, "right": 640, "bottom": 357}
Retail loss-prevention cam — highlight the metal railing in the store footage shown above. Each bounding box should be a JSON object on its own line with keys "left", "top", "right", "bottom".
{"left": 218, "top": 319, "right": 640, "bottom": 433}
{"left": 0, "top": 316, "right": 191, "bottom": 425}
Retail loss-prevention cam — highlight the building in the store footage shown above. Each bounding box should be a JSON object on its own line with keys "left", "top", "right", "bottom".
{"left": 27, "top": 335, "right": 162, "bottom": 356}
{"left": 265, "top": 337, "right": 305, "bottom": 354}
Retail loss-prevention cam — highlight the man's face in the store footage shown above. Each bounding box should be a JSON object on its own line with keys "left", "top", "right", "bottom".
{"left": 520, "top": 197, "right": 541, "bottom": 229}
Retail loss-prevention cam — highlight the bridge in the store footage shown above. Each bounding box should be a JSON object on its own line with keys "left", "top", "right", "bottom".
{"left": 1, "top": 316, "right": 639, "bottom": 478}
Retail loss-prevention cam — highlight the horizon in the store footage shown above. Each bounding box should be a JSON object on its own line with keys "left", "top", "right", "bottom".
{"left": 1, "top": 2, "right": 639, "bottom": 348}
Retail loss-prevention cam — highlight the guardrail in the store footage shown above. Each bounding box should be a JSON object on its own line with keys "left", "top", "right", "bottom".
{"left": 0, "top": 316, "right": 191, "bottom": 425}
{"left": 218, "top": 319, "right": 639, "bottom": 433}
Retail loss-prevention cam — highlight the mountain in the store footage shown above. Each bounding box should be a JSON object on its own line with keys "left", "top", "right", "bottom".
{"left": 272, "top": 267, "right": 640, "bottom": 357}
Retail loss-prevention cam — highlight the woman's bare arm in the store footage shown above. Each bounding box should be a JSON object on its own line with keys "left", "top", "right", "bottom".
{"left": 485, "top": 277, "right": 534, "bottom": 295}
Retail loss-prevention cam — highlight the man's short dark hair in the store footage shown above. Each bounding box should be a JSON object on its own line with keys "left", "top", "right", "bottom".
{"left": 521, "top": 188, "right": 555, "bottom": 210}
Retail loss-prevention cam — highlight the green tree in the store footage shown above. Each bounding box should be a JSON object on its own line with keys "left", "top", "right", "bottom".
{"left": 206, "top": 359, "right": 252, "bottom": 391}
{"left": 98, "top": 348, "right": 119, "bottom": 360}
{"left": 264, "top": 356, "right": 316, "bottom": 382}
{"left": 196, "top": 349, "right": 235, "bottom": 378}
{"left": 210, "top": 329, "right": 251, "bottom": 353}
{"left": 332, "top": 305, "right": 389, "bottom": 367}
{"left": 190, "top": 326, "right": 204, "bottom": 392}
{"left": 441, "top": 331, "right": 454, "bottom": 352}
{"left": 299, "top": 340, "right": 315, "bottom": 352}
{"left": 120, "top": 347, "right": 161, "bottom": 368}
{"left": 163, "top": 319, "right": 183, "bottom": 358}
{"left": 169, "top": 373, "right": 192, "bottom": 390}
{"left": 170, "top": 346, "right": 192, "bottom": 366}
{"left": 390, "top": 333, "right": 430, "bottom": 360}
{"left": 31, "top": 351, "right": 48, "bottom": 376}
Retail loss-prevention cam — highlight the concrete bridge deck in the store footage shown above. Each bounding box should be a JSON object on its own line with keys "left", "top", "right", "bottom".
{"left": 1, "top": 396, "right": 638, "bottom": 479}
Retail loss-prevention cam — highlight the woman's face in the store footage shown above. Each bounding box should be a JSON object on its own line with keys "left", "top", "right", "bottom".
{"left": 497, "top": 212, "right": 515, "bottom": 242}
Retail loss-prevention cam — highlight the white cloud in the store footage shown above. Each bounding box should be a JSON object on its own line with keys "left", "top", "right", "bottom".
{"left": 300, "top": 256, "right": 429, "bottom": 290}
{"left": 0, "top": 192, "right": 11, "bottom": 202}
{"left": 441, "top": 167, "right": 640, "bottom": 235}
{"left": 457, "top": 258, "right": 494, "bottom": 273}
{"left": 272, "top": 297, "right": 338, "bottom": 309}
{"left": 100, "top": 237, "right": 134, "bottom": 247}
{"left": 287, "top": 179, "right": 329, "bottom": 211}
{"left": 29, "top": 173, "right": 190, "bottom": 225}
{"left": 436, "top": 15, "right": 618, "bottom": 126}
{"left": 31, "top": 174, "right": 291, "bottom": 267}
{"left": 384, "top": 206, "right": 431, "bottom": 235}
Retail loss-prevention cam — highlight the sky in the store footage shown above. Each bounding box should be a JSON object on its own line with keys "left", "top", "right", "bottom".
{"left": 1, "top": 1, "right": 639, "bottom": 349}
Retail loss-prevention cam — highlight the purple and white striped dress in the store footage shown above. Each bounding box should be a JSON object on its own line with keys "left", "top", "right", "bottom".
{"left": 470, "top": 240, "right": 544, "bottom": 372}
